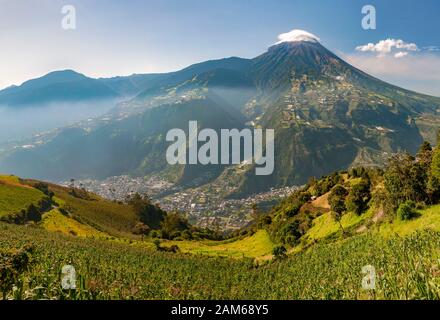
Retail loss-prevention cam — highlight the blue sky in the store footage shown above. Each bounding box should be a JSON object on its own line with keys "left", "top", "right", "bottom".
{"left": 1, "top": 0, "right": 440, "bottom": 94}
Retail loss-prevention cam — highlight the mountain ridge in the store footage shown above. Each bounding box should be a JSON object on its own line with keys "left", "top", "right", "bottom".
{"left": 1, "top": 36, "right": 440, "bottom": 197}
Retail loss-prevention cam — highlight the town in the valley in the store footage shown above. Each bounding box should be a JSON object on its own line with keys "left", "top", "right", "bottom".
{"left": 63, "top": 175, "right": 299, "bottom": 230}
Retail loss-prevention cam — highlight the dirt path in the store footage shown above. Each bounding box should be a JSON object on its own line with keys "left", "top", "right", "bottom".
{"left": 356, "top": 208, "right": 385, "bottom": 233}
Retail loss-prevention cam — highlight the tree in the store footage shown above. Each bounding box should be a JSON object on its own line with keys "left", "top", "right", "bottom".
{"left": 34, "top": 182, "right": 54, "bottom": 198}
{"left": 160, "top": 212, "right": 190, "bottom": 240}
{"left": 329, "top": 185, "right": 348, "bottom": 213}
{"left": 346, "top": 179, "right": 371, "bottom": 215}
{"left": 283, "top": 191, "right": 311, "bottom": 217}
{"left": 127, "top": 193, "right": 166, "bottom": 229}
{"left": 431, "top": 132, "right": 440, "bottom": 181}
{"left": 384, "top": 153, "right": 428, "bottom": 208}
{"left": 329, "top": 185, "right": 348, "bottom": 233}
{"left": 251, "top": 203, "right": 259, "bottom": 221}
{"left": 279, "top": 221, "right": 302, "bottom": 245}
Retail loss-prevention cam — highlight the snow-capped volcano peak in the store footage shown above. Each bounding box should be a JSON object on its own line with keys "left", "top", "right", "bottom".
{"left": 275, "top": 29, "right": 320, "bottom": 44}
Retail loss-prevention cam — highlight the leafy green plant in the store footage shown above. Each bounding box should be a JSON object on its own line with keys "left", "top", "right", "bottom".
{"left": 272, "top": 245, "right": 287, "bottom": 260}
{"left": 0, "top": 244, "right": 33, "bottom": 299}
{"left": 397, "top": 201, "right": 418, "bottom": 221}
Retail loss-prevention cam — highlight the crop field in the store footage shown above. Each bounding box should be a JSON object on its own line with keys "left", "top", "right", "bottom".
{"left": 1, "top": 222, "right": 440, "bottom": 300}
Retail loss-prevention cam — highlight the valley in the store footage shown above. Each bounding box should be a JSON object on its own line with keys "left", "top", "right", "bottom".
{"left": 2, "top": 143, "right": 440, "bottom": 300}
{"left": 2, "top": 39, "right": 440, "bottom": 198}
{"left": 1, "top": 28, "right": 440, "bottom": 301}
{"left": 65, "top": 175, "right": 299, "bottom": 230}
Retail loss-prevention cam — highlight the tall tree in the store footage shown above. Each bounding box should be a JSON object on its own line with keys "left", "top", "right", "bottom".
{"left": 329, "top": 185, "right": 348, "bottom": 233}
{"left": 384, "top": 153, "right": 428, "bottom": 208}
{"left": 346, "top": 179, "right": 371, "bottom": 215}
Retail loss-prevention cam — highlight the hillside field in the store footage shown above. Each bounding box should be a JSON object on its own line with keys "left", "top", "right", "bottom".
{"left": 2, "top": 160, "right": 440, "bottom": 300}
{"left": 1, "top": 220, "right": 440, "bottom": 299}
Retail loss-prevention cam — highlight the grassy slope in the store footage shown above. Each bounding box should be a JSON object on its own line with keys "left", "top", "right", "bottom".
{"left": 39, "top": 183, "right": 140, "bottom": 238}
{"left": 306, "top": 208, "right": 375, "bottom": 241}
{"left": 163, "top": 230, "right": 274, "bottom": 258}
{"left": 378, "top": 204, "right": 440, "bottom": 237}
{"left": 2, "top": 173, "right": 440, "bottom": 266}
{"left": 0, "top": 176, "right": 273, "bottom": 259}
{"left": 304, "top": 204, "right": 440, "bottom": 242}
{"left": 41, "top": 208, "right": 108, "bottom": 239}
{"left": 2, "top": 221, "right": 440, "bottom": 299}
{"left": 0, "top": 175, "right": 45, "bottom": 218}
{"left": 0, "top": 176, "right": 140, "bottom": 239}
{"left": 3, "top": 174, "right": 439, "bottom": 263}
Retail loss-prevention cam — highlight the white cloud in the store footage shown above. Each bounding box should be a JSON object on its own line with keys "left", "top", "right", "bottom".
{"left": 394, "top": 51, "right": 408, "bottom": 58}
{"left": 344, "top": 52, "right": 440, "bottom": 96}
{"left": 356, "top": 38, "right": 418, "bottom": 57}
{"left": 275, "top": 29, "right": 320, "bottom": 45}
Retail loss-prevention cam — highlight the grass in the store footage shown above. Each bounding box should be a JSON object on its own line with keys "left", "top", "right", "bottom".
{"left": 0, "top": 177, "right": 45, "bottom": 218}
{"left": 305, "top": 209, "right": 374, "bottom": 241}
{"left": 48, "top": 184, "right": 139, "bottom": 238}
{"left": 378, "top": 204, "right": 440, "bottom": 237}
{"left": 163, "top": 230, "right": 274, "bottom": 259}
{"left": 0, "top": 175, "right": 21, "bottom": 185}
{"left": 40, "top": 209, "right": 107, "bottom": 239}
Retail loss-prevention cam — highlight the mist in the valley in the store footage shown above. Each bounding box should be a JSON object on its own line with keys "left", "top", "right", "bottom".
{"left": 0, "top": 100, "right": 117, "bottom": 143}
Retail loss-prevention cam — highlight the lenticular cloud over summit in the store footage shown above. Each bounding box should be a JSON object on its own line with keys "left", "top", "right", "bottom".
{"left": 275, "top": 29, "right": 320, "bottom": 44}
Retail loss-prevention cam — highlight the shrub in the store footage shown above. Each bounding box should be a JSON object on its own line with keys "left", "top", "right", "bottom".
{"left": 279, "top": 221, "right": 302, "bottom": 245}
{"left": 272, "top": 245, "right": 287, "bottom": 260}
{"left": 161, "top": 212, "right": 190, "bottom": 240}
{"left": 0, "top": 245, "right": 34, "bottom": 299}
{"left": 132, "top": 222, "right": 150, "bottom": 236}
{"left": 397, "top": 201, "right": 418, "bottom": 221}
{"left": 153, "top": 239, "right": 161, "bottom": 250}
{"left": 285, "top": 204, "right": 301, "bottom": 217}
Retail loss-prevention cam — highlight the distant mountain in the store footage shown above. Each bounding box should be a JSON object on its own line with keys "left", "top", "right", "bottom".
{"left": 0, "top": 97, "right": 244, "bottom": 184}
{"left": 0, "top": 70, "right": 121, "bottom": 107}
{"left": 1, "top": 31, "right": 440, "bottom": 197}
{"left": 99, "top": 73, "right": 169, "bottom": 97}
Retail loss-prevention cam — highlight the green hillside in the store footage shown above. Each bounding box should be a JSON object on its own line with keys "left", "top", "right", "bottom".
{"left": 1, "top": 217, "right": 440, "bottom": 299}
{"left": 0, "top": 175, "right": 47, "bottom": 221}
{"left": 162, "top": 229, "right": 274, "bottom": 259}
{"left": 44, "top": 182, "right": 140, "bottom": 238}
